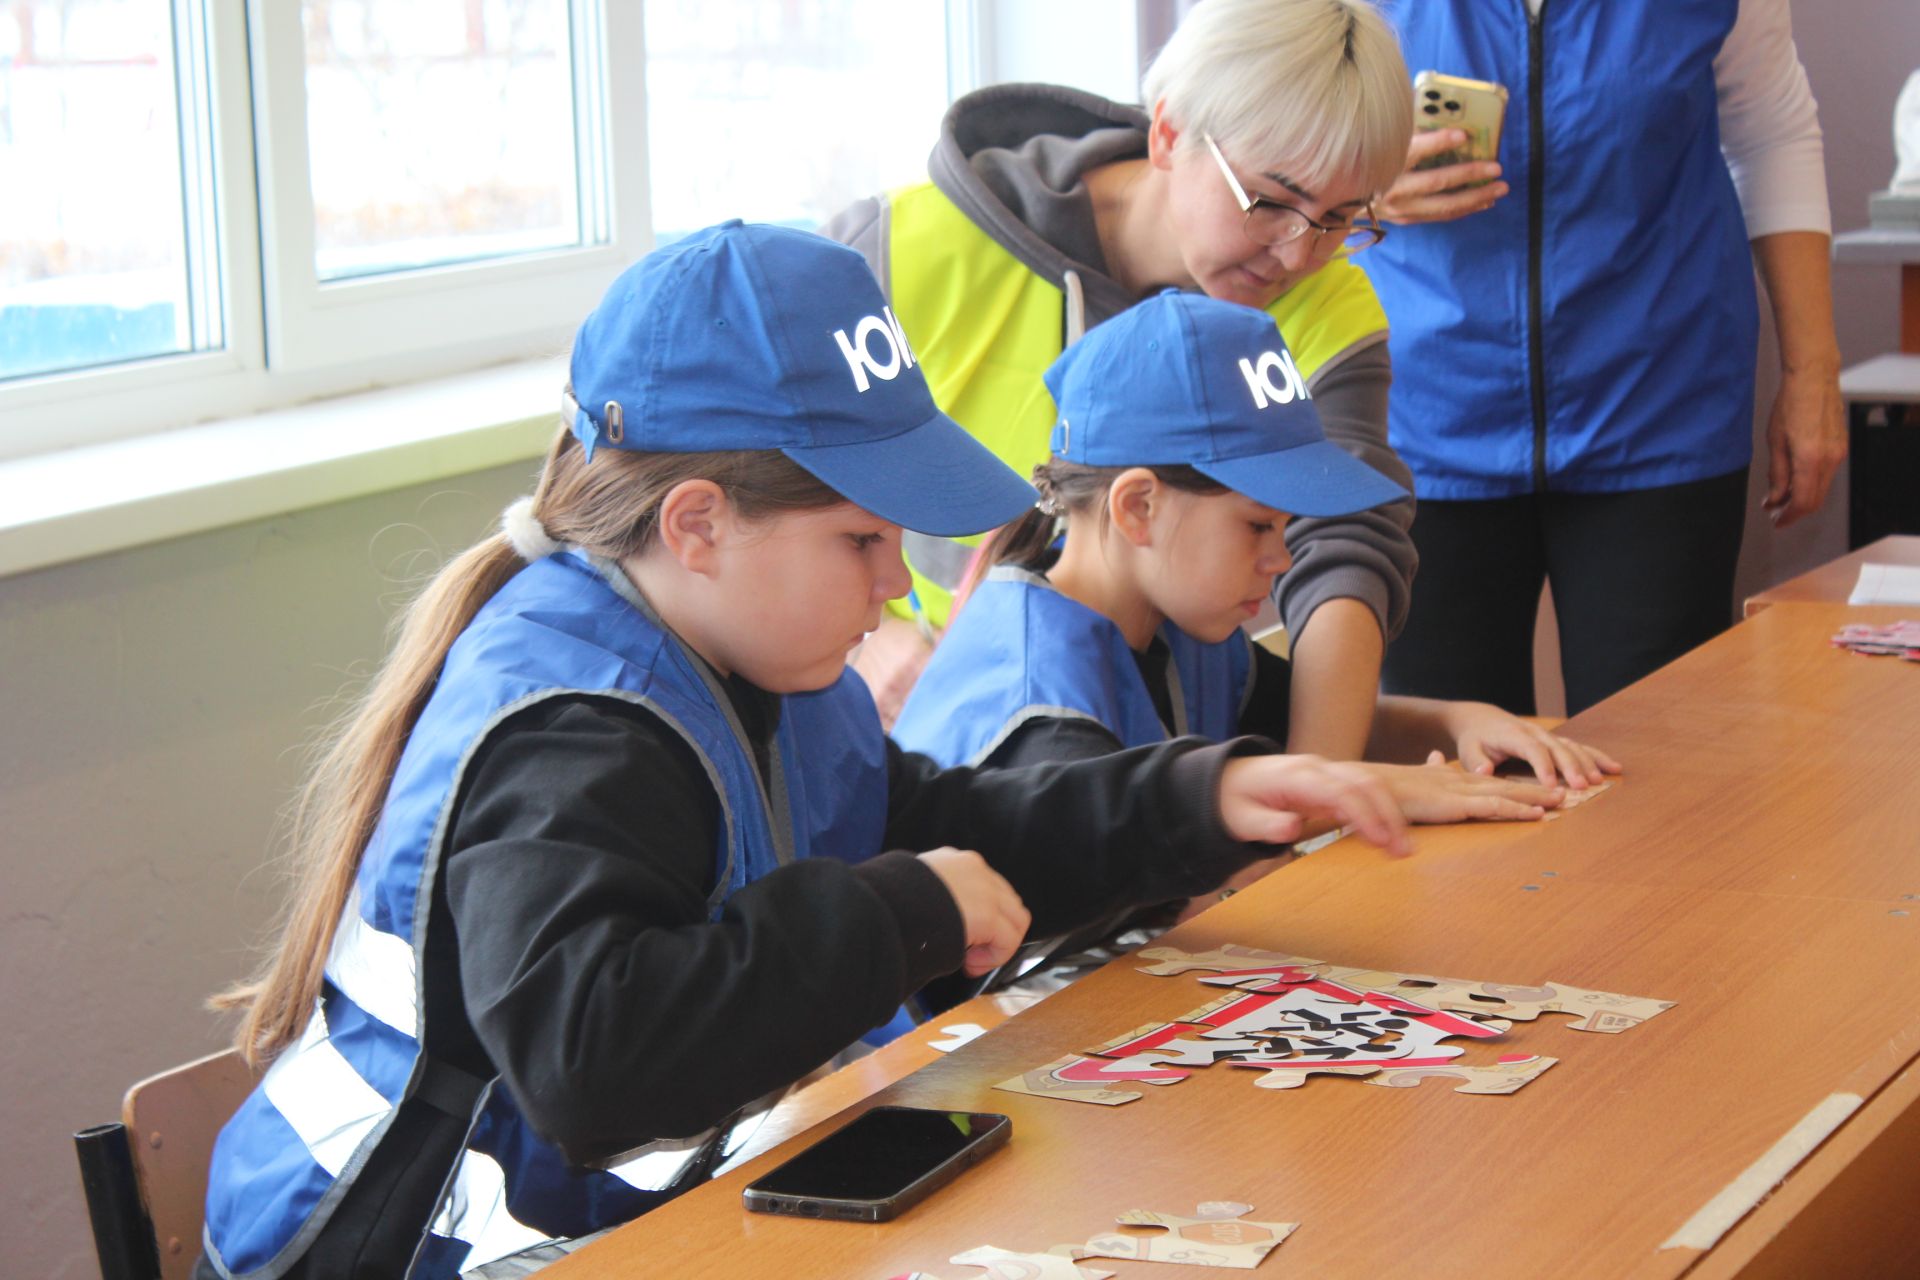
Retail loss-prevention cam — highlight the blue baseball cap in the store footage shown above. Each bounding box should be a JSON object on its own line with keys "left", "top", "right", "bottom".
{"left": 564, "top": 220, "right": 1036, "bottom": 537}
{"left": 1042, "top": 291, "right": 1409, "bottom": 517}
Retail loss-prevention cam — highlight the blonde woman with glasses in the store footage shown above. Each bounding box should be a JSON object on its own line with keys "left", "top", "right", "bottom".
{"left": 826, "top": 0, "right": 1417, "bottom": 787}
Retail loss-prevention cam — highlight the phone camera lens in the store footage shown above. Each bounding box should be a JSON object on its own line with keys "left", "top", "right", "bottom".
{"left": 1444, "top": 100, "right": 1461, "bottom": 112}
{"left": 1422, "top": 104, "right": 1440, "bottom": 115}
{"left": 1424, "top": 89, "right": 1441, "bottom": 100}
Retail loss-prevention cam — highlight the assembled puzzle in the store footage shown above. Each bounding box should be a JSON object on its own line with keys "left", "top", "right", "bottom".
{"left": 995, "top": 945, "right": 1672, "bottom": 1104}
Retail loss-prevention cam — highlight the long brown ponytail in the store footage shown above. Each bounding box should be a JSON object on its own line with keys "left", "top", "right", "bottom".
{"left": 215, "top": 426, "right": 843, "bottom": 1065}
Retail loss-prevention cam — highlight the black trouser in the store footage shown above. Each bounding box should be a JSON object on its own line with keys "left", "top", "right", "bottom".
{"left": 1382, "top": 468, "right": 1749, "bottom": 717}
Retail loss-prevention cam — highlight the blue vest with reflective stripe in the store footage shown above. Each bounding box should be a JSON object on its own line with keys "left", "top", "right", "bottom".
{"left": 1365, "top": 0, "right": 1752, "bottom": 498}
{"left": 204, "top": 552, "right": 887, "bottom": 1279}
{"left": 892, "top": 567, "right": 1253, "bottom": 766}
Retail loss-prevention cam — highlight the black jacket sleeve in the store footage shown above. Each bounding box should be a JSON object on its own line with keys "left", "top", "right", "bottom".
{"left": 440, "top": 698, "right": 963, "bottom": 1166}
{"left": 440, "top": 699, "right": 1281, "bottom": 1168}
{"left": 884, "top": 735, "right": 1279, "bottom": 938}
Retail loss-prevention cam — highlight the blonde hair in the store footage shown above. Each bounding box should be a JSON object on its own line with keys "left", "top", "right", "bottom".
{"left": 214, "top": 426, "right": 843, "bottom": 1066}
{"left": 1142, "top": 0, "right": 1413, "bottom": 198}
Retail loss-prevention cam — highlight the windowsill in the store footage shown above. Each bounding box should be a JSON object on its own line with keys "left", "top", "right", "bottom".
{"left": 0, "top": 358, "right": 564, "bottom": 580}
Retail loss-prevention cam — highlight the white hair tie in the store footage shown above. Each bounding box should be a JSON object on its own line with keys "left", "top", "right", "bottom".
{"left": 501, "top": 496, "right": 562, "bottom": 562}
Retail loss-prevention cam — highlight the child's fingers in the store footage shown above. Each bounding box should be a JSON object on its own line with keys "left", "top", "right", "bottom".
{"left": 1476, "top": 775, "right": 1565, "bottom": 809}
{"left": 1546, "top": 736, "right": 1605, "bottom": 787}
{"left": 917, "top": 847, "right": 1030, "bottom": 976}
{"left": 1457, "top": 740, "right": 1495, "bottom": 775}
{"left": 1501, "top": 733, "right": 1559, "bottom": 787}
{"left": 1222, "top": 757, "right": 1408, "bottom": 855}
{"left": 1460, "top": 793, "right": 1552, "bottom": 822}
{"left": 1569, "top": 739, "right": 1625, "bottom": 776}
{"left": 1316, "top": 761, "right": 1412, "bottom": 855}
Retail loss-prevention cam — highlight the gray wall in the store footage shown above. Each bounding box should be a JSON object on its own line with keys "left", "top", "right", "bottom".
{"left": 4, "top": 459, "right": 538, "bottom": 1278}
{"left": 8, "top": 8, "right": 1919, "bottom": 1278}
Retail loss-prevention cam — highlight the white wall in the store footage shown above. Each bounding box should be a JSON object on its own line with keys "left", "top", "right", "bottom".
{"left": 3, "top": 457, "right": 538, "bottom": 1278}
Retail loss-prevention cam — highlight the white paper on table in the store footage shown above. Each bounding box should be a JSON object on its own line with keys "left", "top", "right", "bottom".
{"left": 1847, "top": 563, "right": 1920, "bottom": 605}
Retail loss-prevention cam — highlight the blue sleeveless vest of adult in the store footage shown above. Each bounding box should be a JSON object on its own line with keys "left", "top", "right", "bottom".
{"left": 1365, "top": 0, "right": 1752, "bottom": 499}
{"left": 893, "top": 568, "right": 1254, "bottom": 766}
{"left": 203, "top": 552, "right": 887, "bottom": 1279}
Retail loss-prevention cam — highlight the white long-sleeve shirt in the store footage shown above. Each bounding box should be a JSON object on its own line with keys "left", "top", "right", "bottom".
{"left": 1523, "top": 0, "right": 1830, "bottom": 238}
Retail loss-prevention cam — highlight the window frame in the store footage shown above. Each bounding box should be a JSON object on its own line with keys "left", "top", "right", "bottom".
{"left": 0, "top": 0, "right": 651, "bottom": 461}
{"left": 0, "top": 0, "right": 1146, "bottom": 467}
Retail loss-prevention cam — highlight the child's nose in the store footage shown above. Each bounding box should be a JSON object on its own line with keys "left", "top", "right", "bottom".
{"left": 874, "top": 544, "right": 913, "bottom": 601}
{"left": 1259, "top": 543, "right": 1293, "bottom": 577}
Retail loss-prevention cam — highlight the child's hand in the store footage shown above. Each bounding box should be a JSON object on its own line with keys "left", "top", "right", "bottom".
{"left": 1220, "top": 755, "right": 1412, "bottom": 857}
{"left": 1442, "top": 702, "right": 1623, "bottom": 788}
{"left": 917, "top": 848, "right": 1031, "bottom": 977}
{"left": 1370, "top": 759, "right": 1564, "bottom": 824}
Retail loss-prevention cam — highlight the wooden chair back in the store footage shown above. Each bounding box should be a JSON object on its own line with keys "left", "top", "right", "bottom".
{"left": 120, "top": 1048, "right": 260, "bottom": 1280}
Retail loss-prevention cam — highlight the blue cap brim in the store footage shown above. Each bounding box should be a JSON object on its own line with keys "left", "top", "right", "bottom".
{"left": 1196, "top": 440, "right": 1410, "bottom": 518}
{"left": 783, "top": 410, "right": 1039, "bottom": 537}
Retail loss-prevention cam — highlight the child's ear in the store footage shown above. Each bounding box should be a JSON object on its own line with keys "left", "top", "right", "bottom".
{"left": 1147, "top": 101, "right": 1180, "bottom": 172}
{"left": 1108, "top": 468, "right": 1162, "bottom": 547}
{"left": 656, "top": 479, "right": 731, "bottom": 575}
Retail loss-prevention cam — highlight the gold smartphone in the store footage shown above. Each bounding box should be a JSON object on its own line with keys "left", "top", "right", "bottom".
{"left": 1411, "top": 70, "right": 1509, "bottom": 185}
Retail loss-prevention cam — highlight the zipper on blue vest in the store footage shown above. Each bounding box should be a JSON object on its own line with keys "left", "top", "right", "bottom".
{"left": 1525, "top": 0, "right": 1549, "bottom": 493}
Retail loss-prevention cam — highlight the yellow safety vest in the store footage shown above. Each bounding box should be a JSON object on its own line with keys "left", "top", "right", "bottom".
{"left": 883, "top": 179, "right": 1389, "bottom": 630}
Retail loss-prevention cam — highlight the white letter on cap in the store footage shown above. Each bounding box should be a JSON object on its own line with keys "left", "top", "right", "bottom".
{"left": 1240, "top": 350, "right": 1308, "bottom": 409}
{"left": 834, "top": 314, "right": 905, "bottom": 394}
{"left": 885, "top": 307, "right": 916, "bottom": 372}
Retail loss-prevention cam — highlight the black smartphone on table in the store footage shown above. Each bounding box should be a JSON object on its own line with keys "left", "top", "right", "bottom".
{"left": 741, "top": 1105, "right": 1011, "bottom": 1222}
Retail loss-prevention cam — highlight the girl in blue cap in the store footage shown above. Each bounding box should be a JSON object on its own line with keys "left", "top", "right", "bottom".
{"left": 195, "top": 224, "right": 1468, "bottom": 1280}
{"left": 895, "top": 290, "right": 1620, "bottom": 806}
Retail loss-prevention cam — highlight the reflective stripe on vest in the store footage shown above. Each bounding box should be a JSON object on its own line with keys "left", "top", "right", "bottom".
{"left": 892, "top": 566, "right": 1254, "bottom": 766}
{"left": 882, "top": 179, "right": 1390, "bottom": 628}
{"left": 204, "top": 552, "right": 888, "bottom": 1279}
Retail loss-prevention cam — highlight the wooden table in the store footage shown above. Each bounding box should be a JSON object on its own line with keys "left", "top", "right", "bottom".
{"left": 547, "top": 603, "right": 1920, "bottom": 1280}
{"left": 1743, "top": 534, "right": 1920, "bottom": 616}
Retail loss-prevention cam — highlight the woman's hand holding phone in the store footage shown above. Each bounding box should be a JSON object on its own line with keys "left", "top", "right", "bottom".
{"left": 1377, "top": 128, "right": 1510, "bottom": 225}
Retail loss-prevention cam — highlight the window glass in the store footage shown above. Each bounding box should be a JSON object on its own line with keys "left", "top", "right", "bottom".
{"left": 0, "top": 0, "right": 204, "bottom": 381}
{"left": 643, "top": 0, "right": 951, "bottom": 242}
{"left": 302, "top": 0, "right": 584, "bottom": 282}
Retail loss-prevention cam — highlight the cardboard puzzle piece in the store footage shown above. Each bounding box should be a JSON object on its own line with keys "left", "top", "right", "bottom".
{"left": 1544, "top": 778, "right": 1613, "bottom": 820}
{"left": 1138, "top": 947, "right": 1672, "bottom": 1034}
{"left": 1052, "top": 1201, "right": 1298, "bottom": 1269}
{"left": 993, "top": 1054, "right": 1180, "bottom": 1107}
{"left": 1084, "top": 1020, "right": 1277, "bottom": 1068}
{"left": 1240, "top": 1050, "right": 1557, "bottom": 1095}
{"left": 911, "top": 1245, "right": 1113, "bottom": 1279}
{"left": 1135, "top": 944, "right": 1307, "bottom": 979}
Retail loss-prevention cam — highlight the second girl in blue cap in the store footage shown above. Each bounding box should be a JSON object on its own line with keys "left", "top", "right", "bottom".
{"left": 895, "top": 291, "right": 1621, "bottom": 809}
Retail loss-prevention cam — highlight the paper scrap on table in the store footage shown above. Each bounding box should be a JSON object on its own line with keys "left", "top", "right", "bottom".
{"left": 1848, "top": 563, "right": 1920, "bottom": 606}
{"left": 1831, "top": 618, "right": 1920, "bottom": 659}
{"left": 928, "top": 1023, "right": 987, "bottom": 1052}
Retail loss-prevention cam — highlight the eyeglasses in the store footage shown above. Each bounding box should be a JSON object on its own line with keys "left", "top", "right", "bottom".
{"left": 1203, "top": 133, "right": 1386, "bottom": 254}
